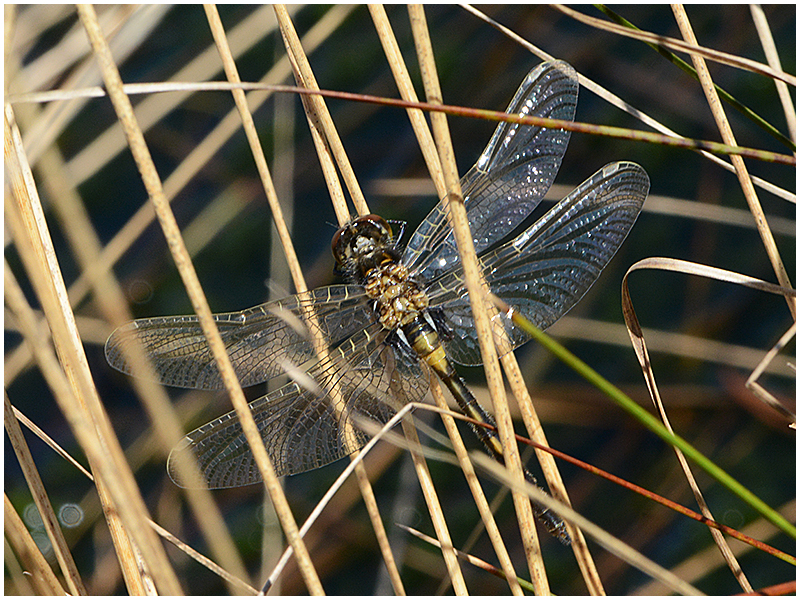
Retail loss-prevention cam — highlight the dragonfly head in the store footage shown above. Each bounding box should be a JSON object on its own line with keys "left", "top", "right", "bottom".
{"left": 332, "top": 214, "right": 397, "bottom": 279}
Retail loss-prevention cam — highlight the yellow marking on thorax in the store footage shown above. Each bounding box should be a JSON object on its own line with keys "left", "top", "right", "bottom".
{"left": 364, "top": 260, "right": 428, "bottom": 331}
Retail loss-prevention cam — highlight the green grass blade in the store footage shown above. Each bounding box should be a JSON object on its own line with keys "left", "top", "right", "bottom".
{"left": 594, "top": 4, "right": 796, "bottom": 151}
{"left": 493, "top": 295, "right": 796, "bottom": 540}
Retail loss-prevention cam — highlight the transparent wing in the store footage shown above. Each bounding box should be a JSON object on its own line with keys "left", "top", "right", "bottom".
{"left": 104, "top": 285, "right": 374, "bottom": 389}
{"left": 426, "top": 162, "right": 649, "bottom": 365}
{"left": 403, "top": 60, "right": 578, "bottom": 282}
{"left": 167, "top": 323, "right": 428, "bottom": 486}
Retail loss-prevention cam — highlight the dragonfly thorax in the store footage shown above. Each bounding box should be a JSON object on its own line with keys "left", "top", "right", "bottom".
{"left": 332, "top": 213, "right": 429, "bottom": 331}
{"left": 364, "top": 260, "right": 429, "bottom": 330}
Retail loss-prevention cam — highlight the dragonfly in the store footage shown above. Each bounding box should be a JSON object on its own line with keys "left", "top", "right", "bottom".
{"left": 105, "top": 61, "right": 649, "bottom": 543}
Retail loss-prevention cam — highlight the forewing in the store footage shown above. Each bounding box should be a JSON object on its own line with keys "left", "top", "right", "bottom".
{"left": 427, "top": 162, "right": 649, "bottom": 365}
{"left": 167, "top": 323, "right": 428, "bottom": 486}
{"left": 104, "top": 285, "right": 373, "bottom": 389}
{"left": 403, "top": 61, "right": 578, "bottom": 282}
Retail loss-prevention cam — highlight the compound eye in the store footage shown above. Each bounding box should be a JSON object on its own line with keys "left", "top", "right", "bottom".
{"left": 331, "top": 214, "right": 392, "bottom": 265}
{"left": 358, "top": 214, "right": 392, "bottom": 240}
{"left": 331, "top": 223, "right": 352, "bottom": 264}
{"left": 331, "top": 225, "right": 345, "bottom": 254}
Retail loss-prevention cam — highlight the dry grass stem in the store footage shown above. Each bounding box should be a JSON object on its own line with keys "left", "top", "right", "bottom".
{"left": 273, "top": 4, "right": 366, "bottom": 222}
{"left": 4, "top": 393, "right": 86, "bottom": 595}
{"left": 621, "top": 264, "right": 784, "bottom": 593}
{"left": 266, "top": 9, "right": 405, "bottom": 590}
{"left": 19, "top": 5, "right": 162, "bottom": 167}
{"left": 668, "top": 12, "right": 789, "bottom": 587}
{"left": 204, "top": 4, "right": 306, "bottom": 297}
{"left": 622, "top": 256, "right": 795, "bottom": 417}
{"left": 8, "top": 403, "right": 93, "bottom": 481}
{"left": 672, "top": 6, "right": 794, "bottom": 319}
{"left": 749, "top": 5, "right": 796, "bottom": 141}
{"left": 473, "top": 453, "right": 705, "bottom": 595}
{"left": 22, "top": 100, "right": 250, "bottom": 588}
{"left": 555, "top": 4, "right": 794, "bottom": 85}
{"left": 76, "top": 3, "right": 321, "bottom": 593}
{"left": 65, "top": 5, "right": 284, "bottom": 183}
{"left": 426, "top": 381, "right": 524, "bottom": 595}
{"left": 50, "top": 9, "right": 354, "bottom": 331}
{"left": 262, "top": 402, "right": 418, "bottom": 588}
{"left": 4, "top": 494, "right": 66, "bottom": 595}
{"left": 461, "top": 4, "right": 795, "bottom": 203}
{"left": 371, "top": 6, "right": 523, "bottom": 591}
{"left": 398, "top": 523, "right": 526, "bottom": 587}
{"left": 353, "top": 459, "right": 406, "bottom": 595}
{"left": 401, "top": 416, "right": 469, "bottom": 593}
{"left": 7, "top": 97, "right": 177, "bottom": 593}
{"left": 500, "top": 352, "right": 605, "bottom": 594}
{"left": 4, "top": 330, "right": 252, "bottom": 596}
{"left": 746, "top": 323, "right": 796, "bottom": 423}
{"left": 368, "top": 4, "right": 447, "bottom": 199}
{"left": 408, "top": 4, "right": 551, "bottom": 593}
{"left": 149, "top": 521, "right": 258, "bottom": 595}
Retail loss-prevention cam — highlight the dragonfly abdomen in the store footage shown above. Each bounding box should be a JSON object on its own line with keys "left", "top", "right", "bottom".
{"left": 403, "top": 315, "right": 571, "bottom": 544}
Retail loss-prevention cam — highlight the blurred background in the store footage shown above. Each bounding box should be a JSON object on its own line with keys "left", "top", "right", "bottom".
{"left": 5, "top": 5, "right": 795, "bottom": 595}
